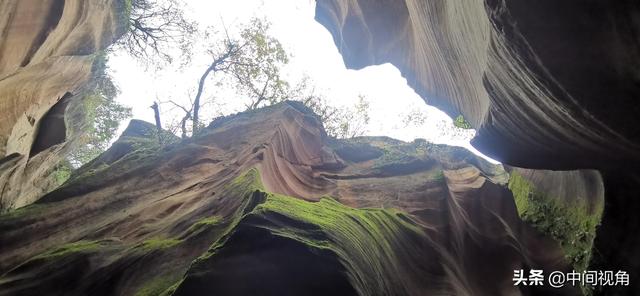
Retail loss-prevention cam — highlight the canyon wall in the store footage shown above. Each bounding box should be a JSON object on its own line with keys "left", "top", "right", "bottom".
{"left": 0, "top": 103, "right": 579, "bottom": 295}
{"left": 315, "top": 1, "right": 640, "bottom": 294}
{"left": 0, "top": 0, "right": 125, "bottom": 211}
{"left": 315, "top": 0, "right": 640, "bottom": 170}
{"left": 0, "top": 0, "right": 631, "bottom": 295}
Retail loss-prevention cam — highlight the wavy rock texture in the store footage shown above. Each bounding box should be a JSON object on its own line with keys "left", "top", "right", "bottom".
{"left": 0, "top": 1, "right": 631, "bottom": 295}
{"left": 315, "top": 1, "right": 640, "bottom": 294}
{"left": 0, "top": 103, "right": 580, "bottom": 295}
{"left": 0, "top": 0, "right": 125, "bottom": 211}
{"left": 315, "top": 0, "right": 640, "bottom": 170}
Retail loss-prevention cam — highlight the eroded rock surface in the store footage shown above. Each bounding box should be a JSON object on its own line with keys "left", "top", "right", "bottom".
{"left": 315, "top": 1, "right": 640, "bottom": 294}
{"left": 0, "top": 103, "right": 579, "bottom": 295}
{"left": 0, "top": 0, "right": 125, "bottom": 211}
{"left": 315, "top": 0, "right": 640, "bottom": 170}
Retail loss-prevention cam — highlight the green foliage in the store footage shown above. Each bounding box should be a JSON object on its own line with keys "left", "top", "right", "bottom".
{"left": 508, "top": 172, "right": 601, "bottom": 277}
{"left": 230, "top": 168, "right": 266, "bottom": 194}
{"left": 52, "top": 162, "right": 72, "bottom": 185}
{"left": 230, "top": 18, "right": 290, "bottom": 110}
{"left": 67, "top": 53, "right": 132, "bottom": 167}
{"left": 118, "top": 0, "right": 196, "bottom": 66}
{"left": 370, "top": 138, "right": 431, "bottom": 169}
{"left": 61, "top": 137, "right": 161, "bottom": 195}
{"left": 293, "top": 78, "right": 371, "bottom": 139}
{"left": 453, "top": 115, "right": 472, "bottom": 129}
{"left": 119, "top": 0, "right": 133, "bottom": 29}
{"left": 333, "top": 95, "right": 370, "bottom": 139}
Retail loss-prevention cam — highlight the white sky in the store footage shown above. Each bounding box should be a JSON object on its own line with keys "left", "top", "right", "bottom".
{"left": 108, "top": 0, "right": 497, "bottom": 163}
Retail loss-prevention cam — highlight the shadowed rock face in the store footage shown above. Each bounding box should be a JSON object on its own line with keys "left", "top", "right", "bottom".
{"left": 315, "top": 0, "right": 640, "bottom": 170}
{"left": 0, "top": 103, "right": 580, "bottom": 295}
{"left": 0, "top": 0, "right": 125, "bottom": 211}
{"left": 315, "top": 1, "right": 640, "bottom": 294}
{"left": 0, "top": 1, "right": 627, "bottom": 295}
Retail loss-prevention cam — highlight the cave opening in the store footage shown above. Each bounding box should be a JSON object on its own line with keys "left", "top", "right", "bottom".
{"left": 174, "top": 225, "right": 357, "bottom": 296}
{"left": 29, "top": 93, "right": 72, "bottom": 157}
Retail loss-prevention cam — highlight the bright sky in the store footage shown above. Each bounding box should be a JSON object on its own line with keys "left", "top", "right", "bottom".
{"left": 108, "top": 0, "right": 497, "bottom": 163}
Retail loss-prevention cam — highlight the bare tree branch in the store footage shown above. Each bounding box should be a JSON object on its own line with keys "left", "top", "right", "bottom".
{"left": 117, "top": 0, "right": 196, "bottom": 67}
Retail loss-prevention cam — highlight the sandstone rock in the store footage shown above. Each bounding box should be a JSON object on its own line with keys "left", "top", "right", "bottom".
{"left": 0, "top": 103, "right": 577, "bottom": 295}
{"left": 315, "top": 0, "right": 640, "bottom": 170}
{"left": 0, "top": 0, "right": 125, "bottom": 211}
{"left": 315, "top": 2, "right": 640, "bottom": 293}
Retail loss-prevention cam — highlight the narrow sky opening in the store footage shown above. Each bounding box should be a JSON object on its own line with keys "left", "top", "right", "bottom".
{"left": 108, "top": 0, "right": 499, "bottom": 163}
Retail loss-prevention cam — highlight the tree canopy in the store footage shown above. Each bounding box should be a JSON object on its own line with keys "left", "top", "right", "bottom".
{"left": 117, "top": 0, "right": 196, "bottom": 66}
{"left": 67, "top": 53, "right": 132, "bottom": 167}
{"left": 154, "top": 17, "right": 369, "bottom": 139}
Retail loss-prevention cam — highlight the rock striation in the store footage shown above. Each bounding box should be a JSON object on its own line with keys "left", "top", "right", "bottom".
{"left": 315, "top": 0, "right": 640, "bottom": 170}
{"left": 315, "top": 1, "right": 640, "bottom": 294}
{"left": 0, "top": 1, "right": 632, "bottom": 295}
{"left": 0, "top": 102, "right": 579, "bottom": 295}
{"left": 0, "top": 0, "right": 125, "bottom": 211}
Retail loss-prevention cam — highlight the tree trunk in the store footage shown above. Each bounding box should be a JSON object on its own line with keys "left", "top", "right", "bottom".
{"left": 192, "top": 66, "right": 213, "bottom": 134}
{"left": 150, "top": 102, "right": 162, "bottom": 142}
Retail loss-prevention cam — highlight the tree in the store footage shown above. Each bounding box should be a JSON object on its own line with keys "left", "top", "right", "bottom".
{"left": 190, "top": 33, "right": 246, "bottom": 133}
{"left": 401, "top": 107, "right": 475, "bottom": 142}
{"left": 161, "top": 17, "right": 289, "bottom": 136}
{"left": 229, "top": 19, "right": 289, "bottom": 110}
{"left": 67, "top": 53, "right": 132, "bottom": 167}
{"left": 402, "top": 108, "right": 428, "bottom": 127}
{"left": 150, "top": 101, "right": 163, "bottom": 141}
{"left": 333, "top": 95, "right": 370, "bottom": 138}
{"left": 165, "top": 99, "right": 193, "bottom": 138}
{"left": 146, "top": 17, "right": 366, "bottom": 140}
{"left": 453, "top": 115, "right": 472, "bottom": 129}
{"left": 117, "top": 0, "right": 196, "bottom": 66}
{"left": 293, "top": 79, "right": 371, "bottom": 139}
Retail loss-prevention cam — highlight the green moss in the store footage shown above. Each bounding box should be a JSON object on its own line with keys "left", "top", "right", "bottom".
{"left": 371, "top": 139, "right": 430, "bottom": 170}
{"left": 508, "top": 172, "right": 602, "bottom": 294}
{"left": 159, "top": 279, "right": 183, "bottom": 296}
{"left": 185, "top": 216, "right": 222, "bottom": 236}
{"left": 227, "top": 168, "right": 264, "bottom": 193}
{"left": 34, "top": 240, "right": 101, "bottom": 260}
{"left": 256, "top": 194, "right": 424, "bottom": 242}
{"left": 134, "top": 276, "right": 181, "bottom": 296}
{"left": 432, "top": 170, "right": 445, "bottom": 182}
{"left": 137, "top": 238, "right": 181, "bottom": 251}
{"left": 192, "top": 169, "right": 267, "bottom": 263}
{"left": 453, "top": 115, "right": 472, "bottom": 129}
{"left": 243, "top": 192, "right": 425, "bottom": 295}
{"left": 0, "top": 204, "right": 45, "bottom": 220}
{"left": 178, "top": 168, "right": 431, "bottom": 295}
{"left": 53, "top": 137, "right": 162, "bottom": 199}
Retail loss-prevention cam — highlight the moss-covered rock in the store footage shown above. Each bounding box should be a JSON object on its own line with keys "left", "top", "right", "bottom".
{"left": 136, "top": 239, "right": 181, "bottom": 251}
{"left": 508, "top": 171, "right": 602, "bottom": 273}
{"left": 173, "top": 169, "right": 433, "bottom": 296}
{"left": 134, "top": 276, "right": 182, "bottom": 296}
